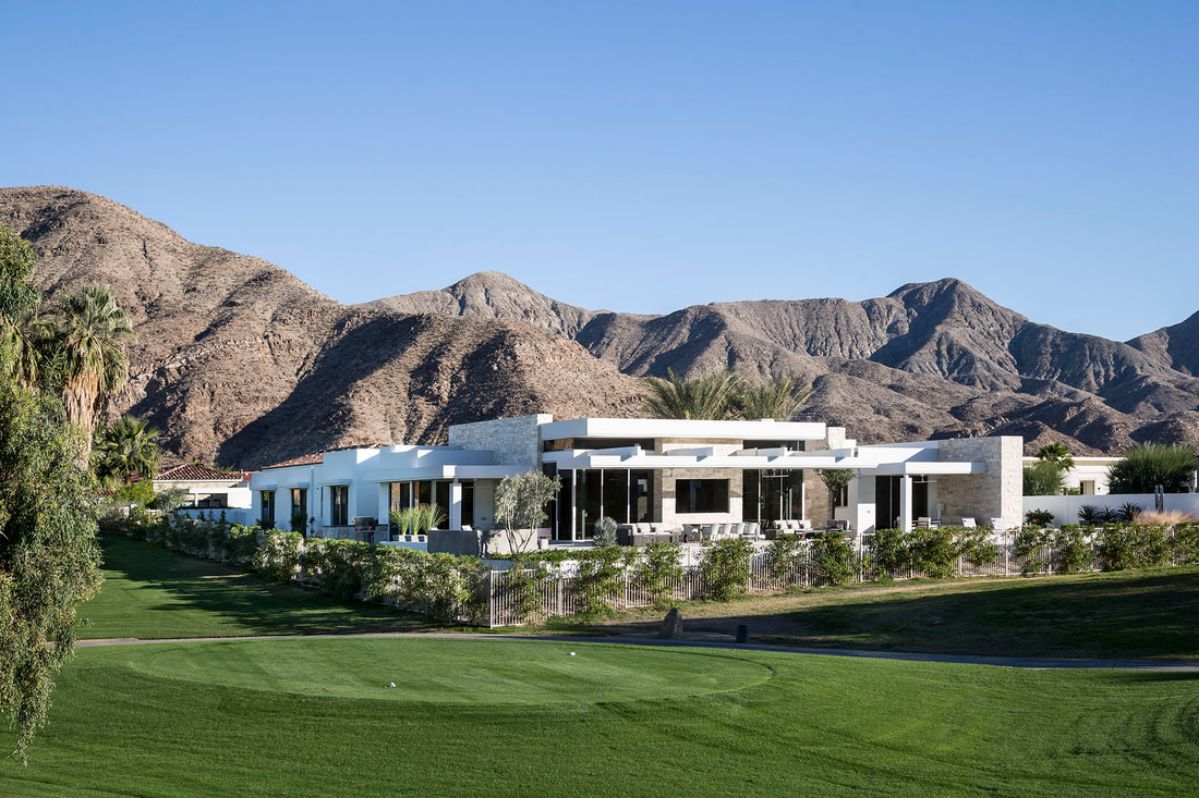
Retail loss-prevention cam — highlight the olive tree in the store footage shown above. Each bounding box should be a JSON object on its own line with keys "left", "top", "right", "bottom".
{"left": 493, "top": 471, "right": 561, "bottom": 554}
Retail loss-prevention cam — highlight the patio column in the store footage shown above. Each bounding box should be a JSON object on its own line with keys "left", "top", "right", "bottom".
{"left": 448, "top": 480, "right": 463, "bottom": 530}
{"left": 899, "top": 475, "right": 913, "bottom": 533}
{"left": 377, "top": 483, "right": 390, "bottom": 527}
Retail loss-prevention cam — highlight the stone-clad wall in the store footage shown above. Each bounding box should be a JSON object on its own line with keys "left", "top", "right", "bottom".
{"left": 935, "top": 436, "right": 1023, "bottom": 529}
{"left": 448, "top": 414, "right": 552, "bottom": 468}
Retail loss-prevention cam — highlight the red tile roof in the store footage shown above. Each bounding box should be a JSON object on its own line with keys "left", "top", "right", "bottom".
{"left": 156, "top": 463, "right": 250, "bottom": 482}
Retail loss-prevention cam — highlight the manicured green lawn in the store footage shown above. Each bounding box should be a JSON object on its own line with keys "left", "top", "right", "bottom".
{"left": 2, "top": 637, "right": 1196, "bottom": 797}
{"left": 776, "top": 567, "right": 1199, "bottom": 659}
{"left": 578, "top": 567, "right": 1199, "bottom": 661}
{"left": 78, "top": 534, "right": 425, "bottom": 639}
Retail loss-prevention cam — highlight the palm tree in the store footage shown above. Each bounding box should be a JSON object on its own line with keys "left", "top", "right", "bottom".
{"left": 735, "top": 376, "right": 813, "bottom": 421}
{"left": 0, "top": 306, "right": 46, "bottom": 389}
{"left": 49, "top": 284, "right": 133, "bottom": 461}
{"left": 642, "top": 369, "right": 743, "bottom": 420}
{"left": 93, "top": 415, "right": 160, "bottom": 485}
{"left": 1036, "top": 442, "right": 1074, "bottom": 470}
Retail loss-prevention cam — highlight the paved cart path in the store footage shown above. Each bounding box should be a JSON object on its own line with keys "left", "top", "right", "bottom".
{"left": 75, "top": 631, "right": 1199, "bottom": 671}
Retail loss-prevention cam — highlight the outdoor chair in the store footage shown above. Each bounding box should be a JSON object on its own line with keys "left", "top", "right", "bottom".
{"left": 961, "top": 517, "right": 977, "bottom": 528}
{"left": 916, "top": 517, "right": 931, "bottom": 529}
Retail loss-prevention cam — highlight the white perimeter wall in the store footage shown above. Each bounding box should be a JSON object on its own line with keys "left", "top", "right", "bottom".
{"left": 1023, "top": 493, "right": 1199, "bottom": 525}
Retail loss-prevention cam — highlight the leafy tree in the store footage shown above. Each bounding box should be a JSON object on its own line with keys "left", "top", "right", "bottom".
{"left": 494, "top": 471, "right": 561, "bottom": 554}
{"left": 1036, "top": 442, "right": 1074, "bottom": 470}
{"left": 93, "top": 415, "right": 160, "bottom": 485}
{"left": 1107, "top": 444, "right": 1197, "bottom": 494}
{"left": 817, "top": 468, "right": 854, "bottom": 507}
{"left": 734, "top": 375, "right": 812, "bottom": 421}
{"left": 642, "top": 369, "right": 742, "bottom": 420}
{"left": 0, "top": 225, "right": 46, "bottom": 389}
{"left": 150, "top": 486, "right": 191, "bottom": 513}
{"left": 1023, "top": 461, "right": 1065, "bottom": 496}
{"left": 0, "top": 225, "right": 104, "bottom": 759}
{"left": 0, "top": 378, "right": 102, "bottom": 760}
{"left": 45, "top": 284, "right": 133, "bottom": 463}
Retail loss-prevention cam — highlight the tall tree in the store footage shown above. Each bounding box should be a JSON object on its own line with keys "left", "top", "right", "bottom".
{"left": 93, "top": 415, "right": 160, "bottom": 486}
{"left": 47, "top": 284, "right": 132, "bottom": 461}
{"left": 642, "top": 369, "right": 742, "bottom": 420}
{"left": 0, "top": 227, "right": 102, "bottom": 760}
{"left": 735, "top": 376, "right": 812, "bottom": 421}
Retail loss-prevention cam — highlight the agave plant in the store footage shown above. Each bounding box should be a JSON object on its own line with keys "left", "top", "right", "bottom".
{"left": 1119, "top": 502, "right": 1142, "bottom": 523}
{"left": 593, "top": 516, "right": 619, "bottom": 547}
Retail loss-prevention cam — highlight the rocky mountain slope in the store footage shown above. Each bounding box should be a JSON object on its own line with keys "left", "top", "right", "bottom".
{"left": 374, "top": 273, "right": 1199, "bottom": 454}
{"left": 0, "top": 187, "right": 644, "bottom": 468}
{"left": 3, "top": 186, "right": 1195, "bottom": 466}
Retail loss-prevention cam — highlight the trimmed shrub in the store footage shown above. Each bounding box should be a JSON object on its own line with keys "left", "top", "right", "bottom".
{"left": 872, "top": 528, "right": 909, "bottom": 576}
{"left": 702, "top": 537, "right": 755, "bottom": 600}
{"left": 574, "top": 546, "right": 627, "bottom": 615}
{"left": 635, "top": 542, "right": 683, "bottom": 607}
{"left": 1097, "top": 525, "right": 1169, "bottom": 571}
{"left": 1053, "top": 525, "right": 1092, "bottom": 574}
{"left": 810, "top": 531, "right": 855, "bottom": 586}
{"left": 909, "top": 527, "right": 957, "bottom": 579}
{"left": 1015, "top": 526, "right": 1053, "bottom": 575}
{"left": 955, "top": 526, "right": 999, "bottom": 569}
{"left": 767, "top": 534, "right": 805, "bottom": 583}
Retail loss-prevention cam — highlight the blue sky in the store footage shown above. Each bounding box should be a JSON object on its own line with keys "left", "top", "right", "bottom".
{"left": 2, "top": 1, "right": 1196, "bottom": 339}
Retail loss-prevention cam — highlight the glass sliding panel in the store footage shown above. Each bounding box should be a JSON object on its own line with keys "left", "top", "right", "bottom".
{"left": 743, "top": 470, "right": 760, "bottom": 524}
{"left": 418, "top": 481, "right": 433, "bottom": 506}
{"left": 575, "top": 470, "right": 602, "bottom": 538}
{"left": 602, "top": 469, "right": 630, "bottom": 524}
{"left": 630, "top": 470, "right": 653, "bottom": 522}
{"left": 555, "top": 469, "right": 573, "bottom": 540}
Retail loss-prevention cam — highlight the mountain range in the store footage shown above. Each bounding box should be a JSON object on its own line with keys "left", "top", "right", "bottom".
{"left": 2, "top": 186, "right": 1197, "bottom": 468}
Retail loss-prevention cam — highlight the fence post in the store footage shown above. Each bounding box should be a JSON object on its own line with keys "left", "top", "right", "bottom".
{"left": 1004, "top": 528, "right": 1010, "bottom": 577}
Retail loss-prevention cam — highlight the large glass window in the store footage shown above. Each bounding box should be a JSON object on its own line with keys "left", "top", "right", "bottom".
{"left": 602, "top": 469, "right": 630, "bottom": 524}
{"left": 259, "top": 491, "right": 275, "bottom": 527}
{"left": 554, "top": 468, "right": 572, "bottom": 540}
{"left": 630, "top": 470, "right": 653, "bottom": 522}
{"left": 389, "top": 482, "right": 413, "bottom": 512}
{"left": 330, "top": 485, "right": 349, "bottom": 526}
{"left": 675, "top": 479, "right": 729, "bottom": 514}
{"left": 290, "top": 488, "right": 307, "bottom": 529}
{"left": 575, "top": 470, "right": 602, "bottom": 538}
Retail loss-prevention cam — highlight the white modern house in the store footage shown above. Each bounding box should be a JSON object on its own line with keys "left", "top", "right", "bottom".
{"left": 249, "top": 414, "right": 1023, "bottom": 541}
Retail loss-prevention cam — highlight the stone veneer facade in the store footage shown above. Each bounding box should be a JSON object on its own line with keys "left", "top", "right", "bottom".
{"left": 935, "top": 436, "right": 1023, "bottom": 529}
{"left": 448, "top": 414, "right": 552, "bottom": 469}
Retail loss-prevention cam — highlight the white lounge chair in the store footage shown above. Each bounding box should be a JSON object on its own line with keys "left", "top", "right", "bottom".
{"left": 961, "top": 517, "right": 977, "bottom": 528}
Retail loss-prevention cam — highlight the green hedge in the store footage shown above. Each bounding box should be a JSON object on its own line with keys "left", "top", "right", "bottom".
{"left": 108, "top": 514, "right": 487, "bottom": 624}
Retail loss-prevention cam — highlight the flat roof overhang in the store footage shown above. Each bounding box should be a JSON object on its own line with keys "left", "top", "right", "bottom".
{"left": 361, "top": 465, "right": 528, "bottom": 483}
{"left": 538, "top": 417, "right": 828, "bottom": 442}
{"left": 542, "top": 449, "right": 985, "bottom": 474}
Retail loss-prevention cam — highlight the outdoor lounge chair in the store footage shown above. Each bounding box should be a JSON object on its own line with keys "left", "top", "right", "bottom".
{"left": 961, "top": 517, "right": 977, "bottom": 528}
